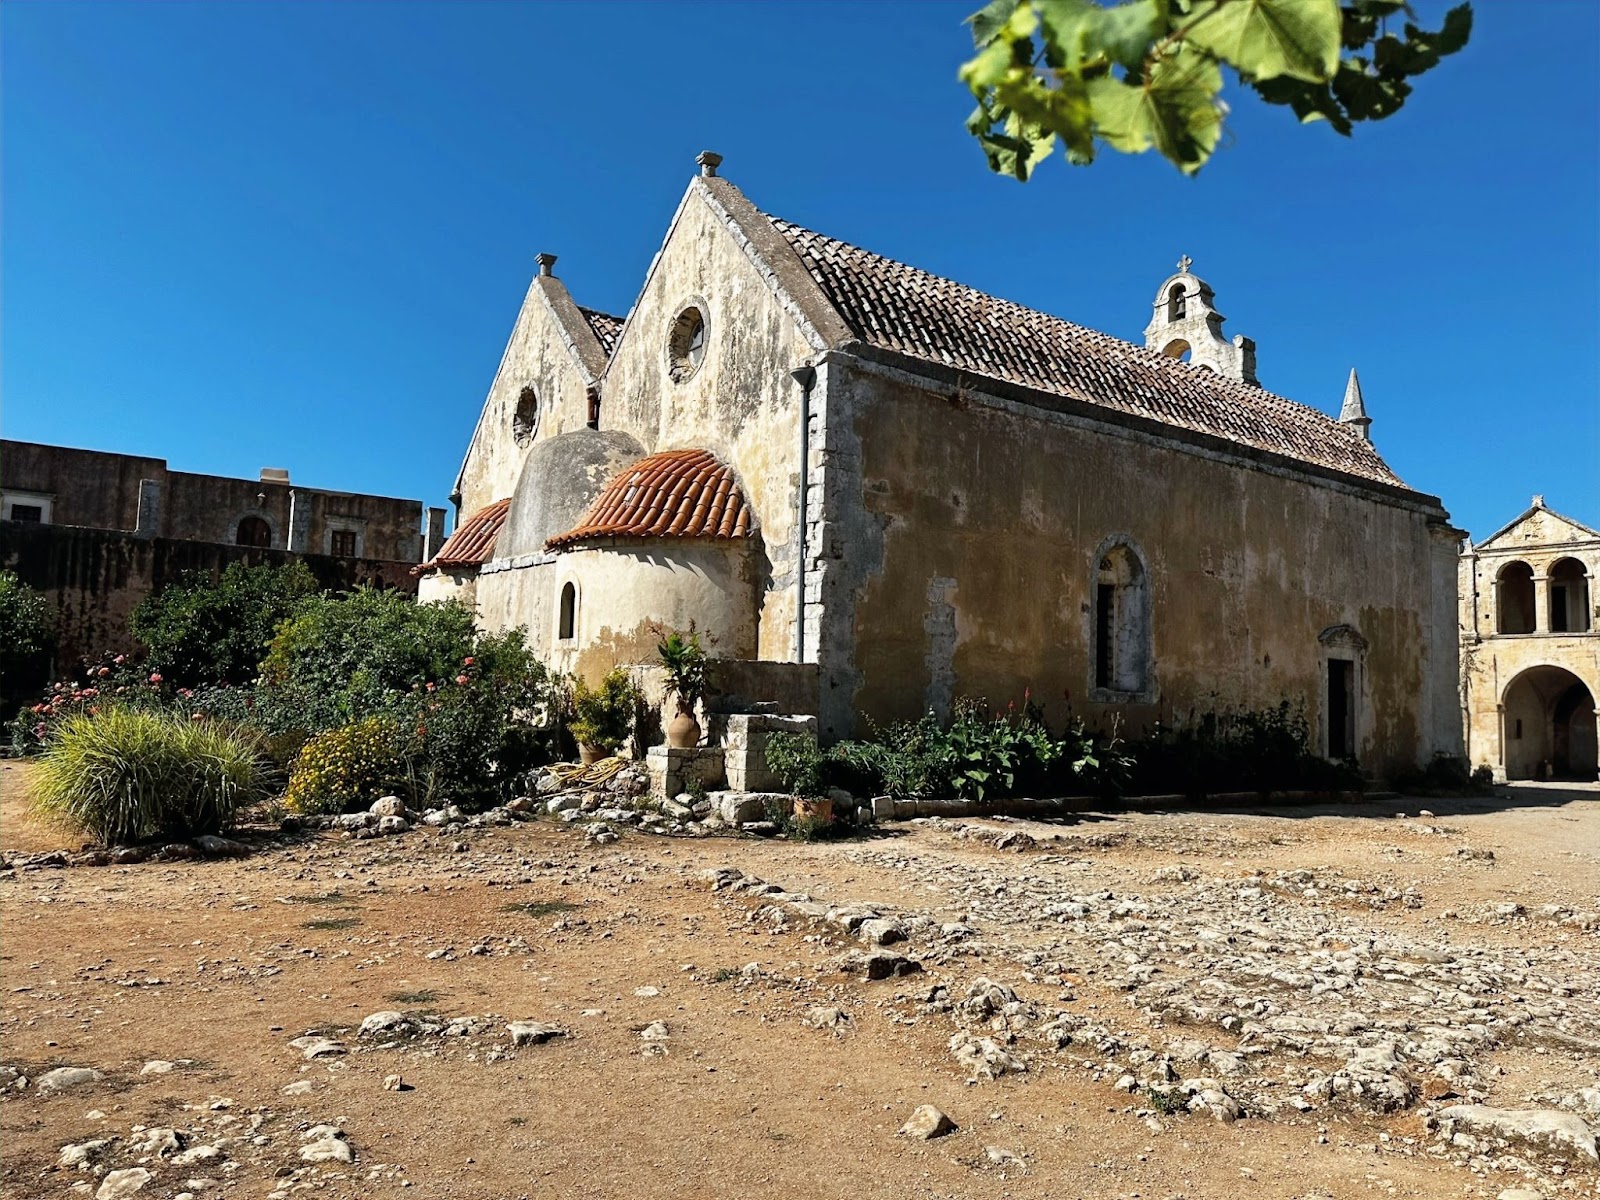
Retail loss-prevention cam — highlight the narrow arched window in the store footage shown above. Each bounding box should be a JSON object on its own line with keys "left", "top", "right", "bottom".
{"left": 1496, "top": 560, "right": 1536, "bottom": 634}
{"left": 558, "top": 582, "right": 576, "bottom": 640}
{"left": 236, "top": 516, "right": 271, "bottom": 547}
{"left": 1092, "top": 541, "right": 1151, "bottom": 695}
{"left": 1167, "top": 284, "right": 1186, "bottom": 321}
{"left": 513, "top": 386, "right": 539, "bottom": 445}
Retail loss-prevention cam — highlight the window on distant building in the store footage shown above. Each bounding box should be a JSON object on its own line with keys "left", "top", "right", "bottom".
{"left": 236, "top": 516, "right": 272, "bottom": 547}
{"left": 10, "top": 505, "right": 42, "bottom": 523}
{"left": 331, "top": 529, "right": 358, "bottom": 557}
{"left": 3, "top": 491, "right": 53, "bottom": 523}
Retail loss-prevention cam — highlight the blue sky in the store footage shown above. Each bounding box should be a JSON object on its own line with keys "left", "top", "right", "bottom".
{"left": 3, "top": 0, "right": 1596, "bottom": 540}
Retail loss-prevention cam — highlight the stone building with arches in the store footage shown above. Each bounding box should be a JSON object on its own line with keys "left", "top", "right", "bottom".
{"left": 421, "top": 154, "right": 1465, "bottom": 778}
{"left": 1460, "top": 498, "right": 1599, "bottom": 780}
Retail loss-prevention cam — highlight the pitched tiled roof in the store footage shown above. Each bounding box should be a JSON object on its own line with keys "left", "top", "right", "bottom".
{"left": 768, "top": 218, "right": 1406, "bottom": 489}
{"left": 578, "top": 307, "right": 625, "bottom": 358}
{"left": 546, "top": 449, "right": 753, "bottom": 551}
{"left": 416, "top": 498, "right": 511, "bottom": 574}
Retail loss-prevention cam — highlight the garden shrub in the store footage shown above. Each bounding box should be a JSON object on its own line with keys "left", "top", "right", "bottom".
{"left": 1127, "top": 702, "right": 1362, "bottom": 797}
{"left": 1392, "top": 754, "right": 1495, "bottom": 797}
{"left": 131, "top": 561, "right": 317, "bottom": 687}
{"left": 259, "top": 589, "right": 480, "bottom": 730}
{"left": 568, "top": 669, "right": 640, "bottom": 752}
{"left": 283, "top": 716, "right": 409, "bottom": 816}
{"left": 32, "top": 708, "right": 272, "bottom": 845}
{"left": 766, "top": 697, "right": 1130, "bottom": 804}
{"left": 0, "top": 570, "right": 56, "bottom": 718}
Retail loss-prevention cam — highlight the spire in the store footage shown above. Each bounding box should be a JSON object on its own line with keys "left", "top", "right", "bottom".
{"left": 1338, "top": 368, "right": 1371, "bottom": 441}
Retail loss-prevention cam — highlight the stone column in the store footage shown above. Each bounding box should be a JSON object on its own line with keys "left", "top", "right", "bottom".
{"left": 1533, "top": 573, "right": 1551, "bottom": 634}
{"left": 1493, "top": 703, "right": 1507, "bottom": 783}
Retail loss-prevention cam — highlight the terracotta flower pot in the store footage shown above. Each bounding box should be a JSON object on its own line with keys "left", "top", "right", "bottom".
{"left": 666, "top": 705, "right": 701, "bottom": 750}
{"left": 578, "top": 742, "right": 610, "bottom": 766}
{"left": 792, "top": 796, "right": 833, "bottom": 823}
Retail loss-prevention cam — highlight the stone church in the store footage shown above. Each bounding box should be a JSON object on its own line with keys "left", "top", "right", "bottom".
{"left": 419, "top": 153, "right": 1463, "bottom": 778}
{"left": 1459, "top": 499, "right": 1598, "bottom": 780}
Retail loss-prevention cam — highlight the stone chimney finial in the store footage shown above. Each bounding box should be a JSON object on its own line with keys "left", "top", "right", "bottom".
{"left": 696, "top": 151, "right": 723, "bottom": 178}
{"left": 536, "top": 253, "right": 557, "bottom": 277}
{"left": 1338, "top": 368, "right": 1371, "bottom": 440}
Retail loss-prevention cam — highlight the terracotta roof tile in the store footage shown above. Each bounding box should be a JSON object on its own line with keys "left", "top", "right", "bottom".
{"left": 416, "top": 498, "right": 510, "bottom": 574}
{"left": 546, "top": 449, "right": 753, "bottom": 551}
{"left": 578, "top": 306, "right": 625, "bottom": 358}
{"left": 768, "top": 218, "right": 1407, "bottom": 490}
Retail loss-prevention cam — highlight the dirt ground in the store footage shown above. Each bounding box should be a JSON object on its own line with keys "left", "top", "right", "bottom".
{"left": 2, "top": 761, "right": 1596, "bottom": 1200}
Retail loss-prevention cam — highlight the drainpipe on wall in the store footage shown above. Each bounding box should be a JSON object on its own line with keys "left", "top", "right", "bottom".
{"left": 789, "top": 364, "right": 817, "bottom": 664}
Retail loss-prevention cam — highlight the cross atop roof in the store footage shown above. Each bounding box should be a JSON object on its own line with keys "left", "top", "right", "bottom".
{"left": 1177, "top": 254, "right": 1193, "bottom": 274}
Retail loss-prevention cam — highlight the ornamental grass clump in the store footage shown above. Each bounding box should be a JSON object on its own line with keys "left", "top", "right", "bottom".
{"left": 32, "top": 708, "right": 272, "bottom": 846}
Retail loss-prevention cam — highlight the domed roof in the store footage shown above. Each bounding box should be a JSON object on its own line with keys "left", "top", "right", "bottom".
{"left": 546, "top": 448, "right": 753, "bottom": 551}
{"left": 495, "top": 428, "right": 645, "bottom": 559}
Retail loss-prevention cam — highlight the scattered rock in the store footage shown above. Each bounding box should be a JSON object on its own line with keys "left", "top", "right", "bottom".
{"left": 139, "top": 1060, "right": 175, "bottom": 1076}
{"left": 36, "top": 1066, "right": 102, "bottom": 1094}
{"left": 369, "top": 795, "right": 407, "bottom": 818}
{"left": 95, "top": 1168, "right": 154, "bottom": 1199}
{"left": 287, "top": 1036, "right": 346, "bottom": 1060}
{"left": 839, "top": 950, "right": 923, "bottom": 980}
{"left": 899, "top": 1104, "right": 956, "bottom": 1140}
{"left": 58, "top": 1138, "right": 113, "bottom": 1170}
{"left": 506, "top": 1021, "right": 567, "bottom": 1047}
{"left": 298, "top": 1124, "right": 355, "bottom": 1164}
{"left": 358, "top": 1010, "right": 412, "bottom": 1038}
{"left": 1434, "top": 1105, "right": 1598, "bottom": 1165}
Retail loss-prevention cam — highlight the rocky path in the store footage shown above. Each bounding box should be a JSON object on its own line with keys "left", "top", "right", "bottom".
{"left": 1, "top": 768, "right": 1595, "bottom": 1199}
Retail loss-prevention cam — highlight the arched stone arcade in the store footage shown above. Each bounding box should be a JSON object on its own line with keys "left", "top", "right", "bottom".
{"left": 1499, "top": 664, "right": 1598, "bottom": 781}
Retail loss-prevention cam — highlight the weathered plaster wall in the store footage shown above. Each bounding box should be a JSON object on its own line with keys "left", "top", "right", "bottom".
{"left": 0, "top": 522, "right": 417, "bottom": 675}
{"left": 453, "top": 279, "right": 603, "bottom": 518}
{"left": 476, "top": 540, "right": 760, "bottom": 684}
{"left": 812, "top": 356, "right": 1459, "bottom": 778}
{"left": 595, "top": 185, "right": 815, "bottom": 664}
{"left": 417, "top": 567, "right": 478, "bottom": 609}
{"left": 1458, "top": 513, "right": 1599, "bottom": 779}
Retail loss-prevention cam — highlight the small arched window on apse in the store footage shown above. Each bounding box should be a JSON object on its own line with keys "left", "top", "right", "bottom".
{"left": 558, "top": 582, "right": 577, "bottom": 641}
{"left": 1549, "top": 557, "right": 1591, "bottom": 633}
{"left": 1496, "top": 560, "right": 1536, "bottom": 634}
{"left": 513, "top": 386, "right": 539, "bottom": 445}
{"left": 236, "top": 516, "right": 272, "bottom": 548}
{"left": 1091, "top": 539, "right": 1152, "bottom": 697}
{"left": 1167, "top": 283, "right": 1187, "bottom": 321}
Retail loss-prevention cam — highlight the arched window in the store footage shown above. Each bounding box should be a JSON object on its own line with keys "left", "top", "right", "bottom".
{"left": 1167, "top": 284, "right": 1187, "bottom": 321}
{"left": 558, "top": 582, "right": 576, "bottom": 640}
{"left": 1091, "top": 540, "right": 1151, "bottom": 696}
{"left": 236, "top": 516, "right": 272, "bottom": 548}
{"left": 1496, "top": 560, "right": 1536, "bottom": 634}
{"left": 1160, "top": 338, "right": 1191, "bottom": 362}
{"left": 513, "top": 386, "right": 539, "bottom": 445}
{"left": 1549, "top": 557, "right": 1591, "bottom": 633}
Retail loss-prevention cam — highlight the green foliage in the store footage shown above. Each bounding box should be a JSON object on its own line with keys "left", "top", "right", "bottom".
{"left": 259, "top": 589, "right": 480, "bottom": 730}
{"left": 657, "top": 629, "right": 710, "bottom": 708}
{"left": 766, "top": 697, "right": 1131, "bottom": 804}
{"left": 0, "top": 570, "right": 56, "bottom": 715}
{"left": 568, "top": 669, "right": 640, "bottom": 751}
{"left": 1393, "top": 753, "right": 1495, "bottom": 797}
{"left": 9, "top": 652, "right": 170, "bottom": 756}
{"left": 764, "top": 731, "right": 828, "bottom": 798}
{"left": 1128, "top": 701, "right": 1362, "bottom": 796}
{"left": 131, "top": 561, "right": 318, "bottom": 687}
{"left": 962, "top": 0, "right": 1471, "bottom": 178}
{"left": 31, "top": 708, "right": 272, "bottom": 845}
{"left": 283, "top": 716, "right": 408, "bottom": 816}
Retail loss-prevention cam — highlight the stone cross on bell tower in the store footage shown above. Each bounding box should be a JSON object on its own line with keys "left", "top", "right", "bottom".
{"left": 1142, "top": 257, "right": 1258, "bottom": 386}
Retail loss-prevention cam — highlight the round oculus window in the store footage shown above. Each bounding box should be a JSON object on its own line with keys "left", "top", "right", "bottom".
{"left": 667, "top": 306, "right": 707, "bottom": 383}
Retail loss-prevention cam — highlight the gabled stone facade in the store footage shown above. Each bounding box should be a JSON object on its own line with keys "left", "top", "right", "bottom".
{"left": 423, "top": 156, "right": 1466, "bottom": 779}
{"left": 1460, "top": 498, "right": 1598, "bottom": 779}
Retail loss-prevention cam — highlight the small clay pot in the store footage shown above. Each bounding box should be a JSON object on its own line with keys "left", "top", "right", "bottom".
{"left": 666, "top": 706, "right": 701, "bottom": 750}
{"left": 578, "top": 743, "right": 611, "bottom": 766}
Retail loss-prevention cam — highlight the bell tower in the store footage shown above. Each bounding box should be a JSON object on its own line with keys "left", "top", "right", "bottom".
{"left": 1143, "top": 256, "right": 1258, "bottom": 386}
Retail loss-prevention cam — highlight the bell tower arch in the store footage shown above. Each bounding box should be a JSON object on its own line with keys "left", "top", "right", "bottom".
{"left": 1143, "top": 255, "right": 1258, "bottom": 385}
